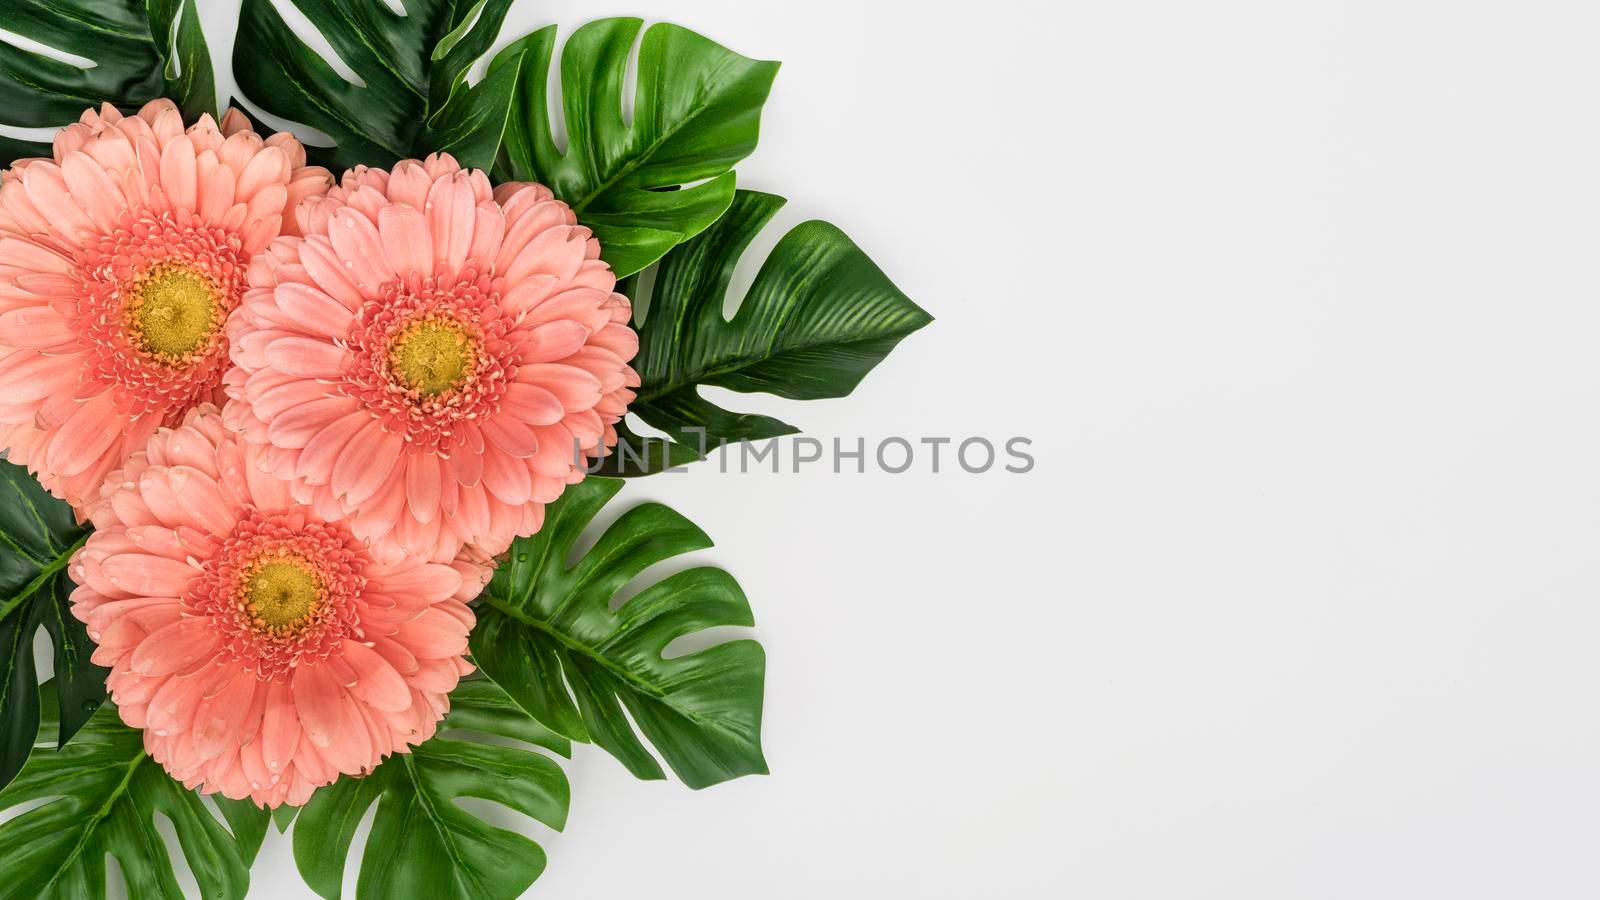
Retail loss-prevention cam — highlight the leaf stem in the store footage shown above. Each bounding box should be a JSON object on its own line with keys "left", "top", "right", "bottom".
{"left": 0, "top": 532, "right": 88, "bottom": 625}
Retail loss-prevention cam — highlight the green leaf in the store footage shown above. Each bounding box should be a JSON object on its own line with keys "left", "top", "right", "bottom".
{"left": 291, "top": 676, "right": 569, "bottom": 900}
{"left": 0, "top": 461, "right": 104, "bottom": 792}
{"left": 626, "top": 190, "right": 932, "bottom": 459}
{"left": 233, "top": 0, "right": 522, "bottom": 171}
{"left": 215, "top": 796, "right": 271, "bottom": 866}
{"left": 272, "top": 802, "right": 300, "bottom": 834}
{"left": 0, "top": 0, "right": 216, "bottom": 164}
{"left": 494, "top": 18, "right": 780, "bottom": 277}
{"left": 144, "top": 0, "right": 218, "bottom": 120}
{"left": 471, "top": 478, "right": 767, "bottom": 789}
{"left": 0, "top": 703, "right": 254, "bottom": 899}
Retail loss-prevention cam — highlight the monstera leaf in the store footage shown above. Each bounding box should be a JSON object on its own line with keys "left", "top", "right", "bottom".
{"left": 0, "top": 461, "right": 104, "bottom": 792}
{"left": 471, "top": 477, "right": 767, "bottom": 789}
{"left": 621, "top": 190, "right": 932, "bottom": 466}
{"left": 291, "top": 676, "right": 571, "bottom": 900}
{"left": 234, "top": 0, "right": 525, "bottom": 171}
{"left": 0, "top": 0, "right": 215, "bottom": 164}
{"left": 0, "top": 703, "right": 256, "bottom": 899}
{"left": 493, "top": 18, "right": 780, "bottom": 277}
{"left": 215, "top": 797, "right": 272, "bottom": 866}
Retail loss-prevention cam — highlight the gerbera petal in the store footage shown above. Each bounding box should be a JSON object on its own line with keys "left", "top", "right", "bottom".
{"left": 405, "top": 454, "right": 442, "bottom": 524}
{"left": 274, "top": 282, "right": 355, "bottom": 337}
{"left": 296, "top": 410, "right": 373, "bottom": 485}
{"left": 192, "top": 668, "right": 258, "bottom": 760}
{"left": 292, "top": 662, "right": 348, "bottom": 749}
{"left": 499, "top": 383, "right": 565, "bottom": 426}
{"left": 267, "top": 395, "right": 361, "bottom": 449}
{"left": 215, "top": 156, "right": 636, "bottom": 571}
{"left": 329, "top": 207, "right": 395, "bottom": 293}
{"left": 264, "top": 336, "right": 350, "bottom": 378}
{"left": 341, "top": 640, "right": 412, "bottom": 712}
{"left": 130, "top": 618, "right": 219, "bottom": 676}
{"left": 61, "top": 150, "right": 126, "bottom": 231}
{"left": 331, "top": 418, "right": 403, "bottom": 505}
{"left": 259, "top": 680, "right": 300, "bottom": 773}
{"left": 158, "top": 135, "right": 199, "bottom": 212}
{"left": 378, "top": 204, "right": 433, "bottom": 277}
{"left": 393, "top": 607, "right": 469, "bottom": 659}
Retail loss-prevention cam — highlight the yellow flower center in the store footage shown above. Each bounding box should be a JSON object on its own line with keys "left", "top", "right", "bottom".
{"left": 127, "top": 265, "right": 220, "bottom": 359}
{"left": 245, "top": 557, "right": 323, "bottom": 632}
{"left": 389, "top": 318, "right": 475, "bottom": 395}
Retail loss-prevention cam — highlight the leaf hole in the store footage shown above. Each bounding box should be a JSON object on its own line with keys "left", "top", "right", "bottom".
{"left": 621, "top": 412, "right": 671, "bottom": 441}
{"left": 266, "top": 0, "right": 368, "bottom": 87}
{"left": 625, "top": 262, "right": 659, "bottom": 327}
{"left": 159, "top": 3, "right": 188, "bottom": 80}
{"left": 611, "top": 557, "right": 716, "bottom": 614}
{"left": 197, "top": 792, "right": 249, "bottom": 839}
{"left": 151, "top": 810, "right": 205, "bottom": 899}
{"left": 103, "top": 853, "right": 129, "bottom": 900}
{"left": 721, "top": 205, "right": 804, "bottom": 320}
{"left": 339, "top": 795, "right": 384, "bottom": 899}
{"left": 619, "top": 21, "right": 647, "bottom": 130}
{"left": 32, "top": 625, "right": 53, "bottom": 693}
{"left": 0, "top": 795, "right": 52, "bottom": 826}
{"left": 440, "top": 1, "right": 492, "bottom": 86}
{"left": 0, "top": 29, "right": 94, "bottom": 145}
{"left": 563, "top": 498, "right": 637, "bottom": 568}
{"left": 542, "top": 27, "right": 571, "bottom": 155}
{"left": 0, "top": 28, "right": 95, "bottom": 69}
{"left": 660, "top": 624, "right": 759, "bottom": 661}
{"left": 453, "top": 795, "right": 556, "bottom": 842}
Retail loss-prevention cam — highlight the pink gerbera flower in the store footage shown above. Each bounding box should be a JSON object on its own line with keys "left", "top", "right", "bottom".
{"left": 0, "top": 100, "right": 331, "bottom": 512}
{"left": 224, "top": 153, "right": 638, "bottom": 564}
{"left": 71, "top": 406, "right": 486, "bottom": 808}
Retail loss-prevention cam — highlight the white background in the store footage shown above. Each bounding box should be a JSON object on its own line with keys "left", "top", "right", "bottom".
{"left": 91, "top": 0, "right": 1600, "bottom": 896}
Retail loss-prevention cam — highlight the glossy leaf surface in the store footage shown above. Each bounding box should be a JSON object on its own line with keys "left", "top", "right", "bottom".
{"left": 0, "top": 704, "right": 254, "bottom": 899}
{"left": 472, "top": 478, "right": 767, "bottom": 788}
{"left": 626, "top": 190, "right": 932, "bottom": 460}
{"left": 494, "top": 18, "right": 780, "bottom": 276}
{"left": 0, "top": 0, "right": 215, "bottom": 164}
{"left": 0, "top": 461, "right": 103, "bottom": 792}
{"left": 233, "top": 0, "right": 523, "bottom": 171}
{"left": 291, "top": 676, "right": 570, "bottom": 900}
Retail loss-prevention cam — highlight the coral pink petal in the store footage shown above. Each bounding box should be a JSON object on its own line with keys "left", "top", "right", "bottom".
{"left": 378, "top": 204, "right": 434, "bottom": 277}
{"left": 292, "top": 662, "right": 348, "bottom": 749}
{"left": 341, "top": 640, "right": 412, "bottom": 712}
{"left": 220, "top": 154, "right": 637, "bottom": 565}
{"left": 0, "top": 104, "right": 327, "bottom": 513}
{"left": 331, "top": 418, "right": 402, "bottom": 504}
{"left": 192, "top": 668, "right": 258, "bottom": 759}
{"left": 103, "top": 553, "right": 198, "bottom": 596}
{"left": 329, "top": 207, "right": 395, "bottom": 293}
{"left": 264, "top": 336, "right": 349, "bottom": 378}
{"left": 405, "top": 455, "right": 443, "bottom": 525}
{"left": 393, "top": 608, "right": 468, "bottom": 659}
{"left": 44, "top": 393, "right": 119, "bottom": 477}
{"left": 72, "top": 408, "right": 484, "bottom": 806}
{"left": 130, "top": 618, "right": 220, "bottom": 676}
{"left": 498, "top": 383, "right": 565, "bottom": 426}
{"left": 259, "top": 680, "right": 301, "bottom": 773}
